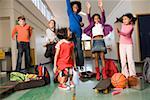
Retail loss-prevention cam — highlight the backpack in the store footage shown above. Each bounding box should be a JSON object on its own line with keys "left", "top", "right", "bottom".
{"left": 102, "top": 59, "right": 118, "bottom": 78}
{"left": 10, "top": 72, "right": 26, "bottom": 82}
{"left": 143, "top": 57, "right": 150, "bottom": 83}
{"left": 35, "top": 65, "right": 50, "bottom": 84}
{"left": 44, "top": 43, "right": 55, "bottom": 61}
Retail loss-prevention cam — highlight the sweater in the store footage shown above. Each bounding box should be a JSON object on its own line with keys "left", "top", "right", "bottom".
{"left": 119, "top": 24, "right": 133, "bottom": 44}
{"left": 66, "top": 0, "right": 82, "bottom": 38}
{"left": 12, "top": 24, "right": 32, "bottom": 42}
{"left": 83, "top": 11, "right": 113, "bottom": 38}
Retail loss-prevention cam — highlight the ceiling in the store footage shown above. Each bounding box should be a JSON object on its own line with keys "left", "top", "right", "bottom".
{"left": 44, "top": 0, "right": 121, "bottom": 27}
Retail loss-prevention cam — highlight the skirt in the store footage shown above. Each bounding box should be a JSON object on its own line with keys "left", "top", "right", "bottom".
{"left": 91, "top": 38, "right": 107, "bottom": 53}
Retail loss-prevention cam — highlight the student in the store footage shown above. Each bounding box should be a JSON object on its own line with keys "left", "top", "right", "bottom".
{"left": 12, "top": 16, "right": 32, "bottom": 71}
{"left": 84, "top": 1, "right": 113, "bottom": 80}
{"left": 66, "top": 0, "right": 84, "bottom": 70}
{"left": 114, "top": 13, "right": 137, "bottom": 78}
{"left": 44, "top": 19, "right": 59, "bottom": 63}
{"left": 53, "top": 28, "right": 76, "bottom": 90}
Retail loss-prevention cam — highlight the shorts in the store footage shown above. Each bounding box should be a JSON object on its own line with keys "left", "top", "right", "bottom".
{"left": 58, "top": 68, "right": 73, "bottom": 77}
{"left": 91, "top": 38, "right": 107, "bottom": 54}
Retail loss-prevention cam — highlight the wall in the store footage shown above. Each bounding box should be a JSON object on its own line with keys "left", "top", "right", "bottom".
{"left": 131, "top": 0, "right": 150, "bottom": 61}
{"left": 0, "top": 0, "right": 50, "bottom": 70}
{"left": 0, "top": 17, "right": 11, "bottom": 48}
{"left": 0, "top": 0, "right": 13, "bottom": 48}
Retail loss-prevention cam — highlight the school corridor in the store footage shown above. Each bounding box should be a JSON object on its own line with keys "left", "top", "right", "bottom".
{"left": 1, "top": 58, "right": 150, "bottom": 100}
{"left": 0, "top": 0, "right": 150, "bottom": 100}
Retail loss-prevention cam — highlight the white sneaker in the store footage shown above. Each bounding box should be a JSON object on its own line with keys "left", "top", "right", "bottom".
{"left": 58, "top": 84, "right": 70, "bottom": 90}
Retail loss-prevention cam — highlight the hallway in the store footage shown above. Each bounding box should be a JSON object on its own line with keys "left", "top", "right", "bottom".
{"left": 2, "top": 59, "right": 150, "bottom": 100}
{"left": 0, "top": 0, "right": 150, "bottom": 100}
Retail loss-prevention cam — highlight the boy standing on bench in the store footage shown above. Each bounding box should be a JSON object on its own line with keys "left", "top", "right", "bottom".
{"left": 12, "top": 16, "right": 32, "bottom": 71}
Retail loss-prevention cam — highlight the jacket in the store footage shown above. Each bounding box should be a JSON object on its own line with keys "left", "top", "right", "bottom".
{"left": 83, "top": 11, "right": 113, "bottom": 37}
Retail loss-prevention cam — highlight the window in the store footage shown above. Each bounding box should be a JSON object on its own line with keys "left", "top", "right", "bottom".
{"left": 32, "top": 0, "right": 52, "bottom": 20}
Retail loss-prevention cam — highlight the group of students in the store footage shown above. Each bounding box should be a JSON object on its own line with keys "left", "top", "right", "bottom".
{"left": 12, "top": 0, "right": 137, "bottom": 90}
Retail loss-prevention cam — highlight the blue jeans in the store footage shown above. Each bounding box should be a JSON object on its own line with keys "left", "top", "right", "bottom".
{"left": 72, "top": 34, "right": 84, "bottom": 66}
{"left": 16, "top": 42, "right": 31, "bottom": 71}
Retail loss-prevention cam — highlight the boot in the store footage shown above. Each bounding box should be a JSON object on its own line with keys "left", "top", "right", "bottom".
{"left": 95, "top": 67, "right": 100, "bottom": 80}
{"left": 102, "top": 67, "right": 108, "bottom": 79}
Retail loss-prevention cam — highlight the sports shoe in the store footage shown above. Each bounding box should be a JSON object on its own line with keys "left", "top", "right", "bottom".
{"left": 58, "top": 84, "right": 70, "bottom": 90}
{"left": 80, "top": 66, "right": 84, "bottom": 71}
{"left": 70, "top": 81, "right": 75, "bottom": 88}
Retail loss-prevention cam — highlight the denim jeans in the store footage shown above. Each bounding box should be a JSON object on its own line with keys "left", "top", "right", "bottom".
{"left": 16, "top": 42, "right": 31, "bottom": 71}
{"left": 72, "top": 34, "right": 84, "bottom": 66}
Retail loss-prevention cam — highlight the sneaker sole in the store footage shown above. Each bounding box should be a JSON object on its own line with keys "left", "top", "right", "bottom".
{"left": 58, "top": 86, "right": 70, "bottom": 90}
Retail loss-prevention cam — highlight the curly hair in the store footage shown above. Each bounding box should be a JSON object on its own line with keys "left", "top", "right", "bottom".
{"left": 92, "top": 13, "right": 101, "bottom": 21}
{"left": 70, "top": 1, "right": 81, "bottom": 13}
{"left": 57, "top": 27, "right": 68, "bottom": 39}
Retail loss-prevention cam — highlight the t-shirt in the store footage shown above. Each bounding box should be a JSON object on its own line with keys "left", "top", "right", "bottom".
{"left": 45, "top": 28, "right": 59, "bottom": 44}
{"left": 55, "top": 39, "right": 74, "bottom": 70}
{"left": 12, "top": 24, "right": 32, "bottom": 42}
{"left": 119, "top": 24, "right": 133, "bottom": 44}
{"left": 92, "top": 23, "right": 104, "bottom": 37}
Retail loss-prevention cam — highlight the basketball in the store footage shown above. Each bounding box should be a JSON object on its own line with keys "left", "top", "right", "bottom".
{"left": 111, "top": 73, "right": 127, "bottom": 88}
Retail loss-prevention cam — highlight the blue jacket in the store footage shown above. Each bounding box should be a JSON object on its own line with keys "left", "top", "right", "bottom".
{"left": 66, "top": 0, "right": 82, "bottom": 38}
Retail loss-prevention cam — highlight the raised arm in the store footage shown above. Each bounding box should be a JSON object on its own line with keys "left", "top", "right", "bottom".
{"left": 98, "top": 0, "right": 105, "bottom": 24}
{"left": 66, "top": 0, "right": 72, "bottom": 14}
{"left": 86, "top": 1, "right": 92, "bottom": 23}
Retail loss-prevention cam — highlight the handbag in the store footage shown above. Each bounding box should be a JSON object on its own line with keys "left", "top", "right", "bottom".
{"left": 44, "top": 43, "right": 55, "bottom": 58}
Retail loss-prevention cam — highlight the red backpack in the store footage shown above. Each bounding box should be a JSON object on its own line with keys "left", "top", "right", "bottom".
{"left": 102, "top": 59, "right": 118, "bottom": 78}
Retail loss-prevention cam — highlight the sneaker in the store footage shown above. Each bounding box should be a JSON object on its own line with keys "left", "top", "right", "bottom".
{"left": 58, "top": 84, "right": 70, "bottom": 90}
{"left": 70, "top": 81, "right": 75, "bottom": 88}
{"left": 80, "top": 66, "right": 84, "bottom": 71}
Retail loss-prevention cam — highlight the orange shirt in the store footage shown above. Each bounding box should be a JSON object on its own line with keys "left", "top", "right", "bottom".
{"left": 12, "top": 24, "right": 32, "bottom": 42}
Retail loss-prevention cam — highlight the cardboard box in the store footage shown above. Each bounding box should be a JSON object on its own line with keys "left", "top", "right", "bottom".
{"left": 130, "top": 76, "right": 146, "bottom": 90}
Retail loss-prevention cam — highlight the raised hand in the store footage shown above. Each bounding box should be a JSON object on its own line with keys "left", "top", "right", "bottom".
{"left": 86, "top": 1, "right": 91, "bottom": 10}
{"left": 86, "top": 1, "right": 91, "bottom": 14}
{"left": 98, "top": 0, "right": 103, "bottom": 9}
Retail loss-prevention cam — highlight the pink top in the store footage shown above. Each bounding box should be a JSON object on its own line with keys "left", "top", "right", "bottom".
{"left": 55, "top": 39, "right": 74, "bottom": 70}
{"left": 119, "top": 24, "right": 133, "bottom": 44}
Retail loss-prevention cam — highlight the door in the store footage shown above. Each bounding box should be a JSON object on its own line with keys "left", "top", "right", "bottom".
{"left": 138, "top": 14, "right": 150, "bottom": 60}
